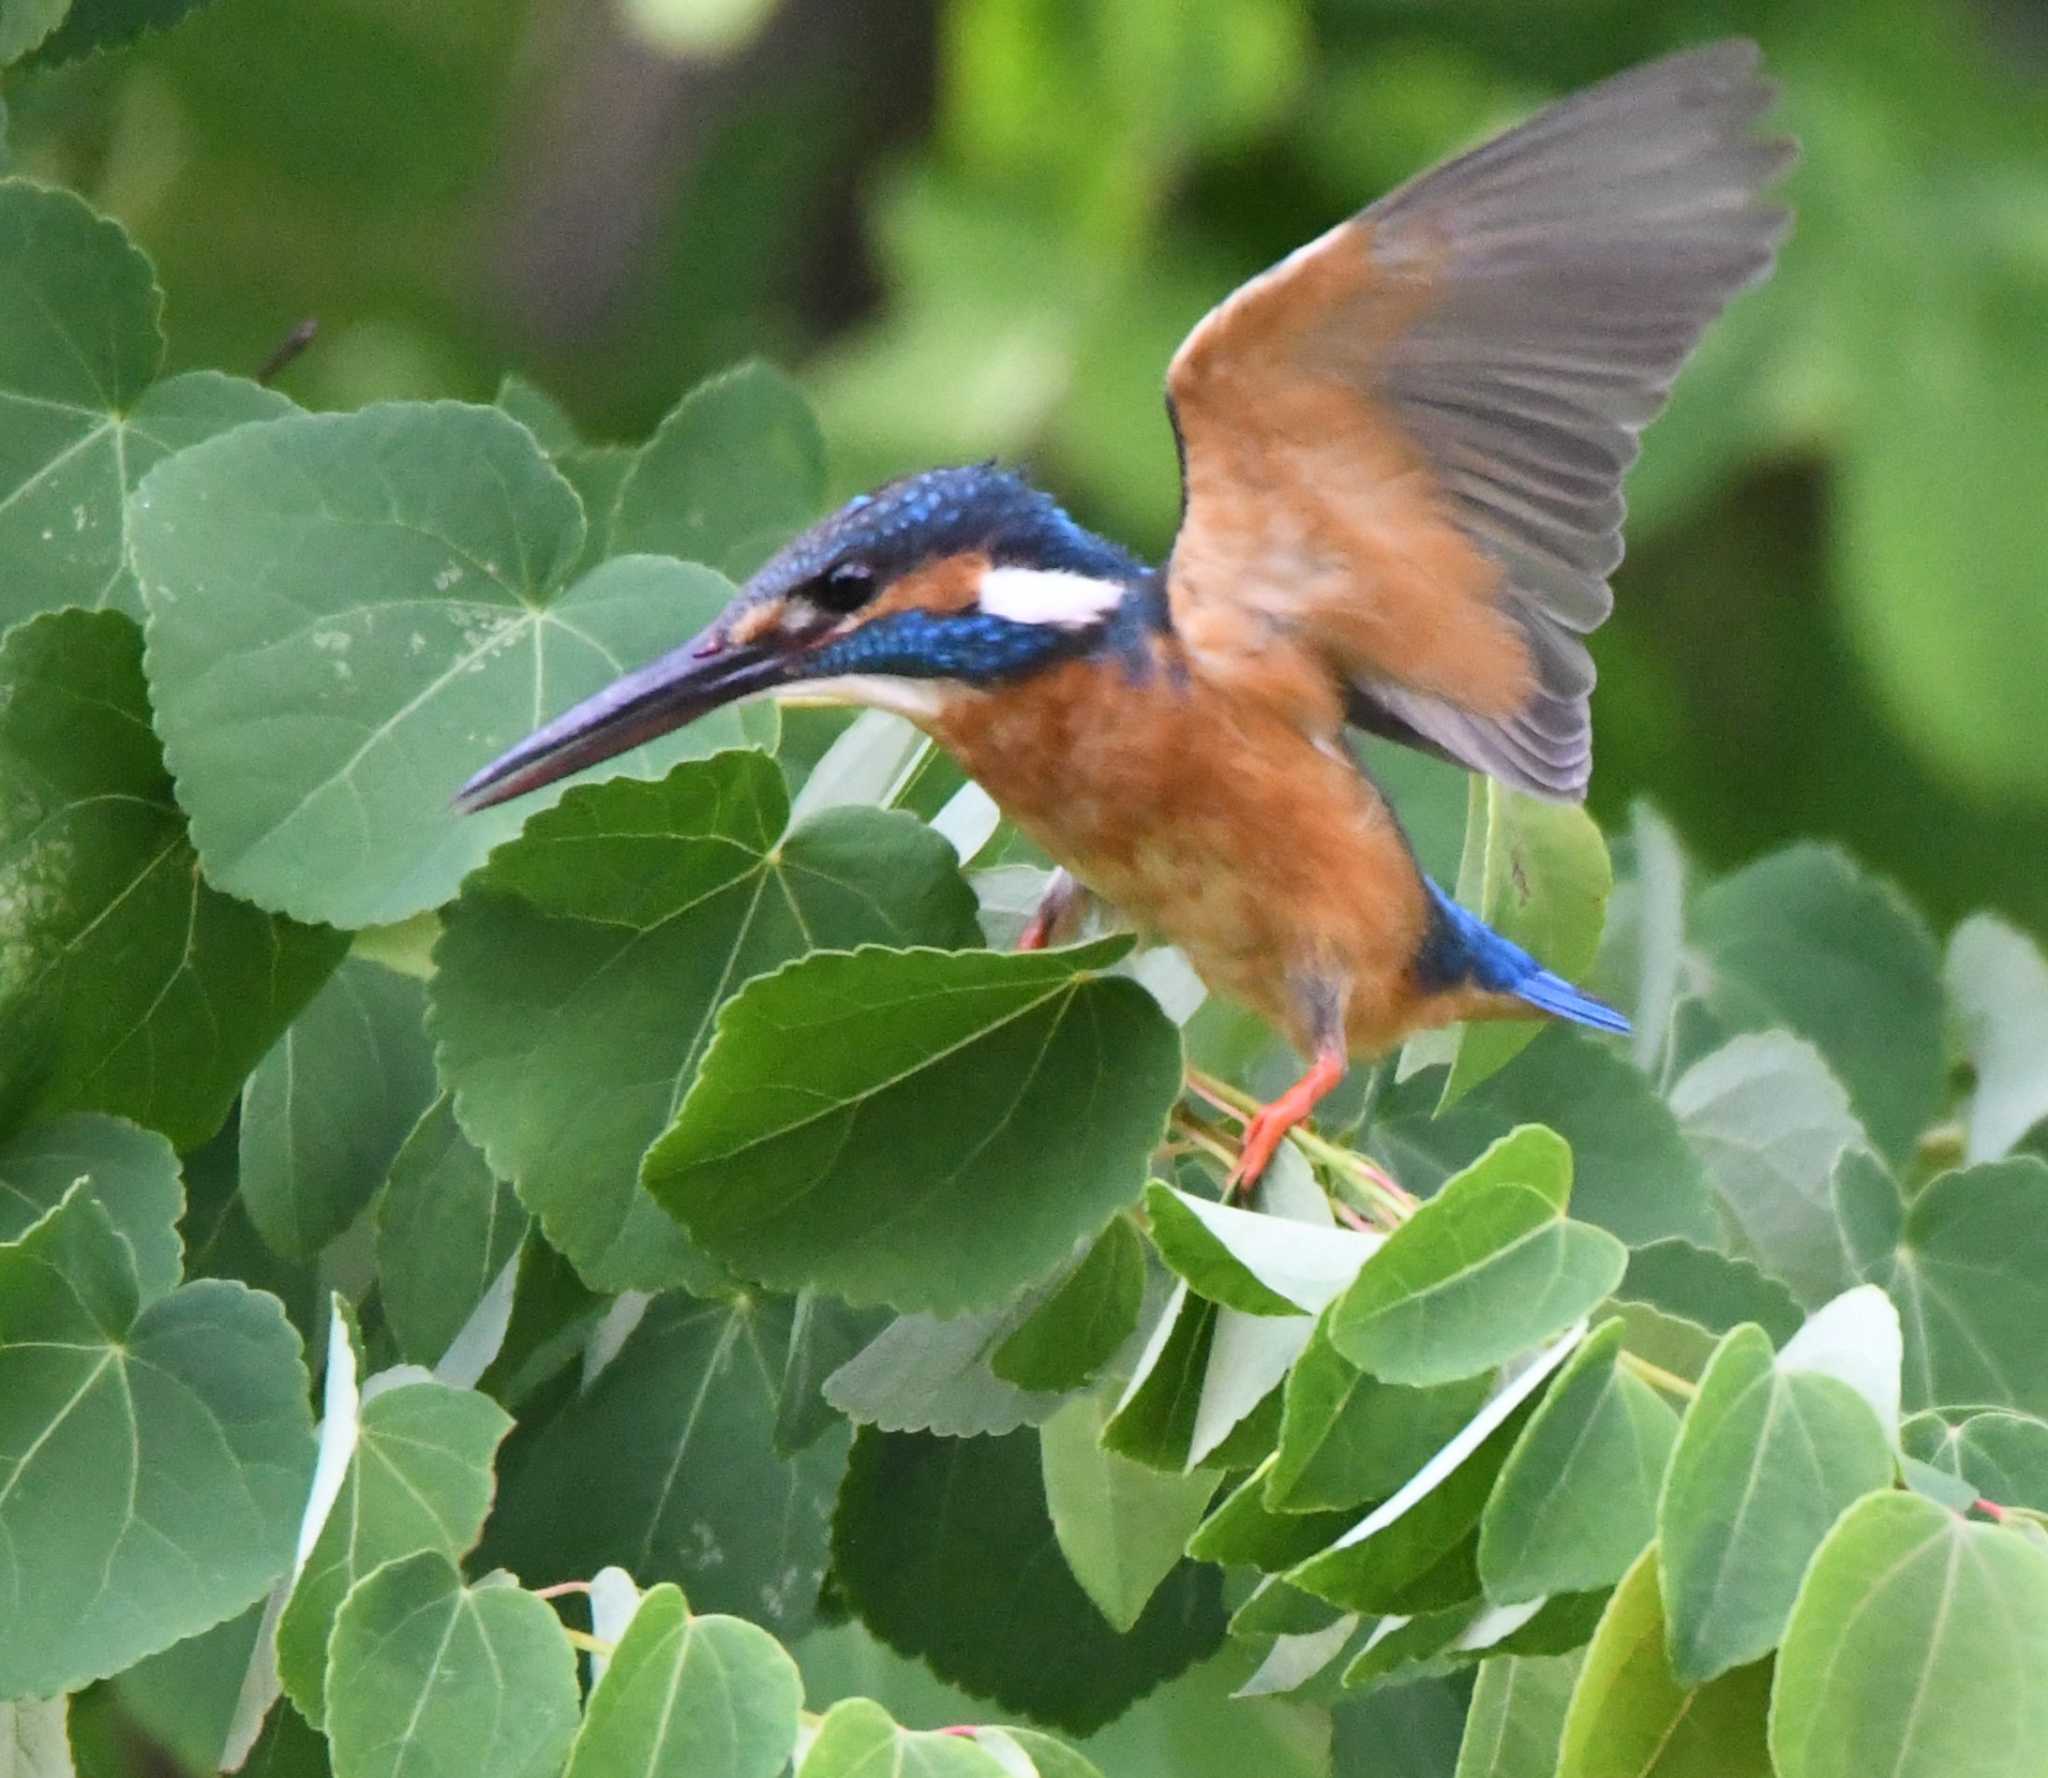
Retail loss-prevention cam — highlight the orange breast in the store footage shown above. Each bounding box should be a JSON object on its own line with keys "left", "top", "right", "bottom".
{"left": 929, "top": 649, "right": 1446, "bottom": 1056}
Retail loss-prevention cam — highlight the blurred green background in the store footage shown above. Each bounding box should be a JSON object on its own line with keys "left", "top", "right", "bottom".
{"left": 7, "top": 0, "right": 2048, "bottom": 933}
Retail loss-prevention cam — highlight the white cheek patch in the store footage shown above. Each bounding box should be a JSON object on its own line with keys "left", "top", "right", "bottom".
{"left": 782, "top": 674, "right": 950, "bottom": 722}
{"left": 975, "top": 566, "right": 1127, "bottom": 631}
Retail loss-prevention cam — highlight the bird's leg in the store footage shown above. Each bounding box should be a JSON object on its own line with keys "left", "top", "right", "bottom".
{"left": 1227, "top": 975, "right": 1351, "bottom": 1195}
{"left": 1227, "top": 1046, "right": 1349, "bottom": 1195}
{"left": 1016, "top": 868, "right": 1091, "bottom": 951}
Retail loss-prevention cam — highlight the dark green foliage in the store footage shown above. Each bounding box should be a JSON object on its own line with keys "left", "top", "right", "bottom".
{"left": 2, "top": 15, "right": 2046, "bottom": 1775}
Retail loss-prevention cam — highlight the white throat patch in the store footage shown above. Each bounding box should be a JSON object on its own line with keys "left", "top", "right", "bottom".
{"left": 975, "top": 565, "right": 1127, "bottom": 631}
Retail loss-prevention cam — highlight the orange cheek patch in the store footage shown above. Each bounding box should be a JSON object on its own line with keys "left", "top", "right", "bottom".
{"left": 726, "top": 600, "right": 789, "bottom": 647}
{"left": 866, "top": 552, "right": 990, "bottom": 620}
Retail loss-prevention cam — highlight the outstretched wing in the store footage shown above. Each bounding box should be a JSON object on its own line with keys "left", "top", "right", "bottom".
{"left": 1164, "top": 40, "right": 1795, "bottom": 798}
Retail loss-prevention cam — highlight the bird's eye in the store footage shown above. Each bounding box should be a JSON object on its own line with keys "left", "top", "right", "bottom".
{"left": 814, "top": 562, "right": 875, "bottom": 614}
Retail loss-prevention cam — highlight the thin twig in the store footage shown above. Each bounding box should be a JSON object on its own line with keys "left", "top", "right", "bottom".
{"left": 257, "top": 317, "right": 319, "bottom": 385}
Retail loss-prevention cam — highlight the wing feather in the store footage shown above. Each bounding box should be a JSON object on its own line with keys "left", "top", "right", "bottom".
{"left": 1164, "top": 40, "right": 1795, "bottom": 798}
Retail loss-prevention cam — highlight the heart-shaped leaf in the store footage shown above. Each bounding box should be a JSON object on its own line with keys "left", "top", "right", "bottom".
{"left": 644, "top": 937, "right": 1181, "bottom": 1314}
{"left": 0, "top": 609, "right": 345, "bottom": 1148}
{"left": 324, "top": 1553, "right": 579, "bottom": 1778}
{"left": 432, "top": 750, "right": 979, "bottom": 1293}
{"left": 131, "top": 401, "right": 783, "bottom": 927}
{"left": 1329, "top": 1128, "right": 1625, "bottom": 1386}
{"left": 0, "top": 1187, "right": 314, "bottom": 1699}
{"left": 0, "top": 181, "right": 290, "bottom": 627}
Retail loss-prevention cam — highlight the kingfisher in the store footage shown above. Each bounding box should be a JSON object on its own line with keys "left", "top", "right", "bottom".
{"left": 459, "top": 42, "right": 1793, "bottom": 1186}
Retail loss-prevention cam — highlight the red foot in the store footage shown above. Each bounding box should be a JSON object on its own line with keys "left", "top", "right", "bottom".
{"left": 1015, "top": 912, "right": 1052, "bottom": 951}
{"left": 1226, "top": 1048, "right": 1348, "bottom": 1197}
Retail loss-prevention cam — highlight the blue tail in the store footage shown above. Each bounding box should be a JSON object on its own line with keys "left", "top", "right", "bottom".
{"left": 1417, "top": 879, "right": 1631, "bottom": 1037}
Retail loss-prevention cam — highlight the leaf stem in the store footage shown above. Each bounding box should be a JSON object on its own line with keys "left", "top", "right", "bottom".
{"left": 1184, "top": 1065, "right": 1258, "bottom": 1117}
{"left": 533, "top": 1580, "right": 594, "bottom": 1599}
{"left": 1184, "top": 1064, "right": 1417, "bottom": 1226}
{"left": 562, "top": 1628, "right": 615, "bottom": 1657}
{"left": 1167, "top": 1105, "right": 1244, "bottom": 1173}
{"left": 1620, "top": 1350, "right": 1698, "bottom": 1399}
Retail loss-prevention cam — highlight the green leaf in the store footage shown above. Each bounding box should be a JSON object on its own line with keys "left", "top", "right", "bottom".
{"left": 484, "top": 1294, "right": 847, "bottom": 1639}
{"left": 240, "top": 958, "right": 438, "bottom": 1261}
{"left": 777, "top": 1289, "right": 891, "bottom": 1456}
{"left": 26, "top": 0, "right": 224, "bottom": 67}
{"left": 987, "top": 1728, "right": 1109, "bottom": 1778}
{"left": 564, "top": 1583, "right": 802, "bottom": 1778}
{"left": 1902, "top": 1409, "right": 2048, "bottom": 1509}
{"left": 1329, "top": 1127, "right": 1626, "bottom": 1386}
{"left": 1403, "top": 780, "right": 1614, "bottom": 1103}
{"left": 1101, "top": 1282, "right": 1213, "bottom": 1470}
{"left": 830, "top": 1427, "right": 1226, "bottom": 1733}
{"left": 375, "top": 1093, "right": 528, "bottom": 1367}
{"left": 796, "top": 1698, "right": 1009, "bottom": 1778}
{"left": 1777, "top": 1283, "right": 1903, "bottom": 1440}
{"left": 1190, "top": 1302, "right": 1312, "bottom": 1471}
{"left": 1828, "top": 1145, "right": 1904, "bottom": 1280}
{"left": 0, "top": 609, "right": 345, "bottom": 1149}
{"left": 238, "top": 1702, "right": 332, "bottom": 1778}
{"left": 1606, "top": 1233, "right": 1811, "bottom": 1385}
{"left": 276, "top": 1377, "right": 512, "bottom": 1726}
{"left": 1267, "top": 1316, "right": 1492, "bottom": 1513}
{"left": 645, "top": 937, "right": 1182, "bottom": 1314}
{"left": 557, "top": 446, "right": 633, "bottom": 578}
{"left": 130, "top": 402, "right": 774, "bottom": 928}
{"left": 494, "top": 371, "right": 580, "bottom": 453}
{"left": 1556, "top": 1547, "right": 1772, "bottom": 1778}
{"left": 612, "top": 361, "right": 826, "bottom": 578}
{"left": 179, "top": 1112, "right": 321, "bottom": 1346}
{"left": 824, "top": 1299, "right": 1067, "bottom": 1437}
{"left": 1655, "top": 1324, "right": 1894, "bottom": 1685}
{"left": 1456, "top": 1651, "right": 1584, "bottom": 1778}
{"left": 1688, "top": 844, "right": 1941, "bottom": 1162}
{"left": 1668, "top": 1033, "right": 1863, "bottom": 1304}
{"left": 796, "top": 1622, "right": 1328, "bottom": 1778}
{"left": 991, "top": 1219, "right": 1145, "bottom": 1391}
{"left": 325, "top": 1553, "right": 579, "bottom": 1778}
{"left": 1338, "top": 1610, "right": 1475, "bottom": 1694}
{"left": 0, "top": 1697, "right": 69, "bottom": 1778}
{"left": 1771, "top": 1491, "right": 2048, "bottom": 1778}
{"left": 1375, "top": 1024, "right": 1719, "bottom": 1249}
{"left": 1166, "top": 1155, "right": 1338, "bottom": 1468}
{"left": 1041, "top": 1394, "right": 1219, "bottom": 1632}
{"left": 431, "top": 751, "right": 979, "bottom": 1293}
{"left": 472, "top": 1227, "right": 606, "bottom": 1407}
{"left": 1613, "top": 1239, "right": 1803, "bottom": 1348}
{"left": 0, "top": 1111, "right": 181, "bottom": 1304}
{"left": 0, "top": 2, "right": 67, "bottom": 63}
{"left": 1188, "top": 1459, "right": 1354, "bottom": 1572}
{"left": 1480, "top": 1321, "right": 1678, "bottom": 1603}
{"left": 1835, "top": 254, "right": 2048, "bottom": 809}
{"left": 1286, "top": 1332, "right": 1582, "bottom": 1613}
{"left": 0, "top": 1186, "right": 314, "bottom": 1698}
{"left": 1947, "top": 913, "right": 2048, "bottom": 1162}
{"left": 1595, "top": 801, "right": 1688, "bottom": 1079}
{"left": 1145, "top": 1183, "right": 1380, "bottom": 1316}
{"left": 111, "top": 1605, "right": 263, "bottom": 1776}
{"left": 0, "top": 182, "right": 291, "bottom": 625}
{"left": 1855, "top": 1156, "right": 2048, "bottom": 1417}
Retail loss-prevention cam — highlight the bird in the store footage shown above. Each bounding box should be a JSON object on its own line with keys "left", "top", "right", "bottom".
{"left": 458, "top": 41, "right": 1794, "bottom": 1189}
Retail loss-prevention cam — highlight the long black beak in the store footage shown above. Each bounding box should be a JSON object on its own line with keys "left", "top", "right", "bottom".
{"left": 454, "top": 625, "right": 793, "bottom": 812}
